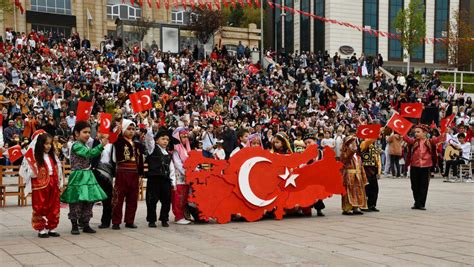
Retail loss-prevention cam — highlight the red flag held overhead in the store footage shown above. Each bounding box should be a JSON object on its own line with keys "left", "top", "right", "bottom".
{"left": 356, "top": 124, "right": 382, "bottom": 140}
{"left": 386, "top": 113, "right": 413, "bottom": 136}
{"left": 76, "top": 101, "right": 94, "bottom": 122}
{"left": 400, "top": 103, "right": 423, "bottom": 118}
{"left": 98, "top": 113, "right": 113, "bottom": 134}
{"left": 24, "top": 148, "right": 38, "bottom": 176}
{"left": 440, "top": 114, "right": 455, "bottom": 134}
{"left": 8, "top": 145, "right": 22, "bottom": 163}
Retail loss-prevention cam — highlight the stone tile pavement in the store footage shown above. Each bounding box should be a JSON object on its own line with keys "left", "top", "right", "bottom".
{"left": 0, "top": 178, "right": 473, "bottom": 266}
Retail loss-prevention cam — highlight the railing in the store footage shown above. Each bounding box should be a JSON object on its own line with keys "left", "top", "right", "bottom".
{"left": 433, "top": 70, "right": 474, "bottom": 91}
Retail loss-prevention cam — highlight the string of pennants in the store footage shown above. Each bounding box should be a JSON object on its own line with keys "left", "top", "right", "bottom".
{"left": 124, "top": 0, "right": 474, "bottom": 44}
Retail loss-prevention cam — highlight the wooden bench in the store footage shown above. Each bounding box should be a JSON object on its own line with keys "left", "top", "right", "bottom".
{"left": 0, "top": 165, "right": 27, "bottom": 207}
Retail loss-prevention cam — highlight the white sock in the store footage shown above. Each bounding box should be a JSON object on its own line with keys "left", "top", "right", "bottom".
{"left": 39, "top": 229, "right": 47, "bottom": 234}
{"left": 49, "top": 229, "right": 57, "bottom": 233}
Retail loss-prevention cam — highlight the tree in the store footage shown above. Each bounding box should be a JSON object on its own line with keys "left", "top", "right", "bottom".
{"left": 222, "top": 5, "right": 261, "bottom": 28}
{"left": 393, "top": 0, "right": 426, "bottom": 74}
{"left": 188, "top": 8, "right": 224, "bottom": 45}
{"left": 445, "top": 10, "right": 474, "bottom": 70}
{"left": 129, "top": 17, "right": 154, "bottom": 43}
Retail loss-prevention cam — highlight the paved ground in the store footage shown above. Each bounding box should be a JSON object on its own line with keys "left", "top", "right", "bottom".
{"left": 0, "top": 178, "right": 473, "bottom": 266}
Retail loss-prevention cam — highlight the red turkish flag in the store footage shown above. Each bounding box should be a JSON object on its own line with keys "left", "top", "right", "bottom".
{"left": 248, "top": 64, "right": 259, "bottom": 75}
{"left": 24, "top": 148, "right": 38, "bottom": 176}
{"left": 246, "top": 0, "right": 252, "bottom": 7}
{"left": 129, "top": 89, "right": 153, "bottom": 113}
{"left": 198, "top": 0, "right": 205, "bottom": 8}
{"left": 76, "top": 101, "right": 94, "bottom": 122}
{"left": 356, "top": 124, "right": 381, "bottom": 140}
{"left": 440, "top": 114, "right": 455, "bottom": 134}
{"left": 108, "top": 127, "right": 121, "bottom": 144}
{"left": 174, "top": 0, "right": 179, "bottom": 9}
{"left": 214, "top": 0, "right": 221, "bottom": 9}
{"left": 147, "top": 0, "right": 152, "bottom": 7}
{"left": 401, "top": 103, "right": 423, "bottom": 118}
{"left": 387, "top": 113, "right": 413, "bottom": 136}
{"left": 230, "top": 0, "right": 236, "bottom": 8}
{"left": 156, "top": 0, "right": 161, "bottom": 8}
{"left": 238, "top": 0, "right": 245, "bottom": 7}
{"left": 98, "top": 113, "right": 113, "bottom": 134}
{"left": 184, "top": 145, "right": 345, "bottom": 223}
{"left": 8, "top": 145, "right": 22, "bottom": 163}
{"left": 222, "top": 0, "right": 228, "bottom": 7}
{"left": 164, "top": 0, "right": 170, "bottom": 9}
{"left": 182, "top": 0, "right": 187, "bottom": 9}
{"left": 0, "top": 113, "right": 3, "bottom": 126}
{"left": 190, "top": 0, "right": 195, "bottom": 9}
{"left": 254, "top": 0, "right": 260, "bottom": 7}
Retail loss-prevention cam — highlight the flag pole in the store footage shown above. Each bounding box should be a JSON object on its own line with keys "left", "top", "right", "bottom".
{"left": 260, "top": 0, "right": 264, "bottom": 64}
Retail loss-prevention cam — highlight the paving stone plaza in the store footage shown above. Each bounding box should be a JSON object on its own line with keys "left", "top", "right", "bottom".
{"left": 0, "top": 178, "right": 473, "bottom": 266}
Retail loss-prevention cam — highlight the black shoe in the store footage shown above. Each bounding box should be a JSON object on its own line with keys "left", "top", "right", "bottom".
{"left": 98, "top": 224, "right": 110, "bottom": 229}
{"left": 148, "top": 222, "right": 157, "bottom": 228}
{"left": 48, "top": 231, "right": 61, "bottom": 237}
{"left": 342, "top": 211, "right": 353, "bottom": 215}
{"left": 71, "top": 220, "right": 80, "bottom": 235}
{"left": 161, "top": 221, "right": 169, "bottom": 227}
{"left": 360, "top": 208, "right": 371, "bottom": 212}
{"left": 38, "top": 232, "right": 49, "bottom": 238}
{"left": 370, "top": 207, "right": 380, "bottom": 212}
{"left": 316, "top": 211, "right": 325, "bottom": 217}
{"left": 353, "top": 210, "right": 364, "bottom": 215}
{"left": 83, "top": 224, "right": 96, "bottom": 234}
{"left": 125, "top": 223, "right": 137, "bottom": 229}
{"left": 112, "top": 224, "right": 121, "bottom": 230}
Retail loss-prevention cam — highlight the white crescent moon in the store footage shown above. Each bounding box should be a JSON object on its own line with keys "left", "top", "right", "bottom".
{"left": 361, "top": 128, "right": 370, "bottom": 136}
{"left": 141, "top": 95, "right": 151, "bottom": 105}
{"left": 404, "top": 106, "right": 413, "bottom": 114}
{"left": 12, "top": 149, "right": 19, "bottom": 156}
{"left": 394, "top": 119, "right": 404, "bottom": 128}
{"left": 238, "top": 156, "right": 277, "bottom": 207}
{"left": 103, "top": 118, "right": 110, "bottom": 129}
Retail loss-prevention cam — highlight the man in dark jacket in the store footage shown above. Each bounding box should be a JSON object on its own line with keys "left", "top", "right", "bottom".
{"left": 222, "top": 120, "right": 237, "bottom": 159}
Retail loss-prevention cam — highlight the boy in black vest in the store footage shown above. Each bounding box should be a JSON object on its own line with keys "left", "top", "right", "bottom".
{"left": 144, "top": 126, "right": 176, "bottom": 227}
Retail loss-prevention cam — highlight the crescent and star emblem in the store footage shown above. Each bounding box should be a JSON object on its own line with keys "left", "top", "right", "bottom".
{"left": 361, "top": 128, "right": 373, "bottom": 136}
{"left": 238, "top": 157, "right": 299, "bottom": 207}
{"left": 103, "top": 118, "right": 110, "bottom": 129}
{"left": 404, "top": 106, "right": 414, "bottom": 114}
{"left": 141, "top": 95, "right": 151, "bottom": 105}
{"left": 393, "top": 119, "right": 404, "bottom": 128}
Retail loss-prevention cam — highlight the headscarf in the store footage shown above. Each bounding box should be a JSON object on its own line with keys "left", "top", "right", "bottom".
{"left": 246, "top": 133, "right": 263, "bottom": 148}
{"left": 172, "top": 127, "right": 191, "bottom": 161}
{"left": 19, "top": 129, "right": 63, "bottom": 196}
{"left": 121, "top": 119, "right": 135, "bottom": 134}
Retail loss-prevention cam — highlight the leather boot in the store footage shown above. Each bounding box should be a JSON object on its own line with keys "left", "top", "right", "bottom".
{"left": 71, "top": 220, "right": 80, "bottom": 235}
{"left": 82, "top": 223, "right": 96, "bottom": 234}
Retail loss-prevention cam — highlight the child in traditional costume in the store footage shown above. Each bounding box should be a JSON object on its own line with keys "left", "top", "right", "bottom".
{"left": 271, "top": 132, "right": 293, "bottom": 154}
{"left": 144, "top": 126, "right": 176, "bottom": 228}
{"left": 20, "top": 130, "right": 63, "bottom": 238}
{"left": 340, "top": 136, "right": 368, "bottom": 215}
{"left": 60, "top": 121, "right": 108, "bottom": 234}
{"left": 171, "top": 127, "right": 192, "bottom": 225}
{"left": 303, "top": 131, "right": 326, "bottom": 217}
{"left": 112, "top": 119, "right": 144, "bottom": 229}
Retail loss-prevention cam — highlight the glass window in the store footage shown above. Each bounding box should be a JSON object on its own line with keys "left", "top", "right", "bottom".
{"left": 171, "top": 8, "right": 192, "bottom": 24}
{"left": 106, "top": 2, "right": 142, "bottom": 20}
{"left": 300, "top": 0, "right": 311, "bottom": 52}
{"left": 411, "top": 0, "right": 425, "bottom": 62}
{"left": 314, "top": 0, "right": 325, "bottom": 53}
{"left": 31, "top": 0, "right": 71, "bottom": 15}
{"left": 57, "top": 0, "right": 65, "bottom": 8}
{"left": 363, "top": 0, "right": 379, "bottom": 57}
{"left": 284, "top": 0, "right": 293, "bottom": 53}
{"left": 434, "top": 0, "right": 449, "bottom": 63}
{"left": 389, "top": 0, "right": 403, "bottom": 60}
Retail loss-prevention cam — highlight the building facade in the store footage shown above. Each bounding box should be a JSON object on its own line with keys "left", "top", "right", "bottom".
{"left": 270, "top": 0, "right": 462, "bottom": 67}
{"left": 1, "top": 0, "right": 260, "bottom": 51}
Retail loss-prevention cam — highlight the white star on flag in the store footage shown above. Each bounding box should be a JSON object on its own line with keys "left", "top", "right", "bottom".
{"left": 278, "top": 167, "right": 299, "bottom": 188}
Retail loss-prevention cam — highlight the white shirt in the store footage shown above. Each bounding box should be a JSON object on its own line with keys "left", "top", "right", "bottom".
{"left": 321, "top": 138, "right": 336, "bottom": 148}
{"left": 214, "top": 148, "right": 226, "bottom": 160}
{"left": 157, "top": 62, "right": 165, "bottom": 74}
{"left": 44, "top": 154, "right": 53, "bottom": 175}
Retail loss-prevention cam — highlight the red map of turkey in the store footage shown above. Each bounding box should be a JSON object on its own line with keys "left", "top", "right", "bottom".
{"left": 184, "top": 145, "right": 346, "bottom": 223}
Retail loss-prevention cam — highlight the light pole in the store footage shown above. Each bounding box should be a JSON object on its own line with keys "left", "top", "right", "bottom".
{"left": 260, "top": 1, "right": 264, "bottom": 62}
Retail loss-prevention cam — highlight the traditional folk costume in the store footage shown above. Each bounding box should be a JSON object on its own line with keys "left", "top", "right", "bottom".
{"left": 404, "top": 124, "right": 444, "bottom": 210}
{"left": 91, "top": 142, "right": 115, "bottom": 228}
{"left": 20, "top": 130, "right": 63, "bottom": 237}
{"left": 60, "top": 141, "right": 107, "bottom": 234}
{"left": 360, "top": 139, "right": 382, "bottom": 211}
{"left": 171, "top": 127, "right": 192, "bottom": 225}
{"left": 340, "top": 136, "right": 368, "bottom": 215}
{"left": 112, "top": 120, "right": 144, "bottom": 228}
{"left": 144, "top": 128, "right": 176, "bottom": 227}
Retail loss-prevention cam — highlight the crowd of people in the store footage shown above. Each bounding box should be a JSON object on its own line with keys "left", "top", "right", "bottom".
{"left": 1, "top": 28, "right": 473, "bottom": 237}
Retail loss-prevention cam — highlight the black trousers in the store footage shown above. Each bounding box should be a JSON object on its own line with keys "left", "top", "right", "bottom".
{"left": 410, "top": 167, "right": 431, "bottom": 208}
{"left": 93, "top": 170, "right": 113, "bottom": 226}
{"left": 146, "top": 178, "right": 171, "bottom": 223}
{"left": 444, "top": 159, "right": 465, "bottom": 177}
{"left": 390, "top": 155, "right": 401, "bottom": 177}
{"left": 364, "top": 166, "right": 379, "bottom": 208}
